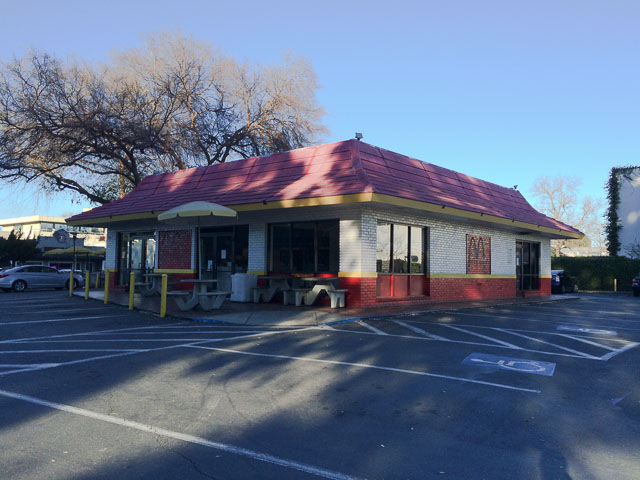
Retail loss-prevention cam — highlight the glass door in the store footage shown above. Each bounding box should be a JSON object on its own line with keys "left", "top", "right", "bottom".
{"left": 200, "top": 232, "right": 234, "bottom": 291}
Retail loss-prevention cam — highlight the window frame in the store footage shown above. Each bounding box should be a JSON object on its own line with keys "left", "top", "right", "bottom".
{"left": 376, "top": 222, "right": 427, "bottom": 275}
{"left": 268, "top": 220, "right": 339, "bottom": 274}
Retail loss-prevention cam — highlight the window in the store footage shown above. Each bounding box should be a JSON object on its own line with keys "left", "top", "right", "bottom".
{"left": 376, "top": 223, "right": 425, "bottom": 274}
{"left": 516, "top": 240, "right": 540, "bottom": 291}
{"left": 41, "top": 223, "right": 53, "bottom": 232}
{"left": 376, "top": 222, "right": 428, "bottom": 298}
{"left": 268, "top": 220, "right": 339, "bottom": 274}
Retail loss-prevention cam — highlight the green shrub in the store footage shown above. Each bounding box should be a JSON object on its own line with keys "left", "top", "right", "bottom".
{"left": 551, "top": 256, "right": 640, "bottom": 291}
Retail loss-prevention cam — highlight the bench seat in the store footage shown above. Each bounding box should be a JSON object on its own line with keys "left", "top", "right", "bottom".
{"left": 327, "top": 288, "right": 348, "bottom": 308}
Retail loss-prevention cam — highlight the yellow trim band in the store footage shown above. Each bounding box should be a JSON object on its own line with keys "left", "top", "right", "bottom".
{"left": 154, "top": 269, "right": 197, "bottom": 274}
{"left": 430, "top": 274, "right": 517, "bottom": 279}
{"left": 66, "top": 191, "right": 581, "bottom": 239}
{"left": 105, "top": 268, "right": 118, "bottom": 272}
{"left": 339, "top": 272, "right": 378, "bottom": 278}
{"left": 540, "top": 274, "right": 552, "bottom": 279}
{"left": 247, "top": 270, "right": 267, "bottom": 275}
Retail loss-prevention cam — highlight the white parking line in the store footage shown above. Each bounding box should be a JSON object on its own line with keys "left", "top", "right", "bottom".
{"left": 187, "top": 345, "right": 541, "bottom": 394}
{"left": 357, "top": 321, "right": 388, "bottom": 335}
{"left": 393, "top": 320, "right": 450, "bottom": 340}
{"left": 493, "top": 328, "right": 600, "bottom": 360}
{"left": 600, "top": 342, "right": 639, "bottom": 361}
{"left": 0, "top": 363, "right": 59, "bottom": 368}
{"left": 440, "top": 324, "right": 522, "bottom": 349}
{"left": 0, "top": 315, "right": 125, "bottom": 326}
{"left": 11, "top": 307, "right": 114, "bottom": 314}
{"left": 556, "top": 334, "right": 618, "bottom": 352}
{"left": 0, "top": 349, "right": 146, "bottom": 354}
{"left": 0, "top": 328, "right": 312, "bottom": 377}
{"left": 329, "top": 327, "right": 591, "bottom": 359}
{"left": 0, "top": 389, "right": 359, "bottom": 480}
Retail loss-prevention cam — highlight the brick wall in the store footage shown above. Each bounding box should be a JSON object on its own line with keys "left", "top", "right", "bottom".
{"left": 158, "top": 230, "right": 192, "bottom": 269}
{"left": 430, "top": 277, "right": 515, "bottom": 301}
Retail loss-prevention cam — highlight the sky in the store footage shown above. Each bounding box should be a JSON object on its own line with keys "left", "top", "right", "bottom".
{"left": 0, "top": 0, "right": 638, "bottom": 220}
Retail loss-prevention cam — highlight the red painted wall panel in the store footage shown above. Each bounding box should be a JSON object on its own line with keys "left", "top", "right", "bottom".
{"left": 158, "top": 230, "right": 192, "bottom": 269}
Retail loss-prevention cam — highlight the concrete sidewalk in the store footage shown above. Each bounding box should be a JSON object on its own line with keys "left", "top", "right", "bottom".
{"left": 76, "top": 289, "right": 580, "bottom": 327}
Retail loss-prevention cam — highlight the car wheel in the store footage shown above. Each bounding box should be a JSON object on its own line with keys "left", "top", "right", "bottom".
{"left": 65, "top": 279, "right": 80, "bottom": 290}
{"left": 12, "top": 280, "right": 27, "bottom": 292}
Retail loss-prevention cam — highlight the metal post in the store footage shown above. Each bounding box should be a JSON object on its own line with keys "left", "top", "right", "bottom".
{"left": 71, "top": 231, "right": 78, "bottom": 271}
{"left": 68, "top": 270, "right": 74, "bottom": 297}
{"left": 614, "top": 278, "right": 617, "bottom": 292}
{"left": 160, "top": 274, "right": 168, "bottom": 318}
{"left": 104, "top": 271, "right": 110, "bottom": 304}
{"left": 129, "top": 272, "right": 135, "bottom": 310}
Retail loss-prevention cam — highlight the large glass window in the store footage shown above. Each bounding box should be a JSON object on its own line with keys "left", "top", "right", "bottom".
{"left": 376, "top": 222, "right": 428, "bottom": 298}
{"left": 376, "top": 223, "right": 426, "bottom": 274}
{"left": 269, "top": 220, "right": 339, "bottom": 274}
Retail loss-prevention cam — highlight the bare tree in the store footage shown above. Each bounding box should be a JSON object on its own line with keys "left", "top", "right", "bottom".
{"left": 0, "top": 32, "right": 326, "bottom": 204}
{"left": 530, "top": 176, "right": 605, "bottom": 256}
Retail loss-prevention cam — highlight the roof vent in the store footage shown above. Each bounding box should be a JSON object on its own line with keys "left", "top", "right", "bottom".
{"left": 355, "top": 132, "right": 363, "bottom": 141}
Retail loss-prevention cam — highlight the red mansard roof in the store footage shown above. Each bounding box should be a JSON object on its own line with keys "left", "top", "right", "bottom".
{"left": 67, "top": 140, "right": 582, "bottom": 237}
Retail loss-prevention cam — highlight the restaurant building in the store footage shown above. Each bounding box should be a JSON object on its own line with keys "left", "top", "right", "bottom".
{"left": 66, "top": 140, "right": 582, "bottom": 307}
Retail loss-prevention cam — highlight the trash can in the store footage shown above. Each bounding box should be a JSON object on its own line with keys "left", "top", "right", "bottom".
{"left": 231, "top": 273, "right": 258, "bottom": 302}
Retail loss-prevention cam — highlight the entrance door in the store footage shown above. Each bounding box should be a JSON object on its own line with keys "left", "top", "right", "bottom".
{"left": 515, "top": 241, "right": 523, "bottom": 293}
{"left": 200, "top": 232, "right": 234, "bottom": 290}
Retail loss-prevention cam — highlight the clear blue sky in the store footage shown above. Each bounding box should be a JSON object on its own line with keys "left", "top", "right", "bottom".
{"left": 1, "top": 0, "right": 638, "bottom": 219}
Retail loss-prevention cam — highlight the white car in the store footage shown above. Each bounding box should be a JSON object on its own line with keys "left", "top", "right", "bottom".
{"left": 0, "top": 266, "right": 84, "bottom": 292}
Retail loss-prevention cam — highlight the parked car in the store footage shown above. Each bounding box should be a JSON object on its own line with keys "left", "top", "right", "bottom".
{"left": 551, "top": 269, "right": 578, "bottom": 294}
{"left": 0, "top": 265, "right": 84, "bottom": 292}
{"left": 633, "top": 273, "right": 640, "bottom": 297}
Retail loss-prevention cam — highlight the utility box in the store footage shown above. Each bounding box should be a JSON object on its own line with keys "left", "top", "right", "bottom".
{"left": 230, "top": 273, "right": 257, "bottom": 302}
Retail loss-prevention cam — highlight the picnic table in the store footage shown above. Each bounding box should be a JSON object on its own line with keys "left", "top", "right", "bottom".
{"left": 138, "top": 273, "right": 165, "bottom": 297}
{"left": 252, "top": 276, "right": 292, "bottom": 303}
{"left": 297, "top": 277, "right": 346, "bottom": 308}
{"left": 166, "top": 279, "right": 231, "bottom": 311}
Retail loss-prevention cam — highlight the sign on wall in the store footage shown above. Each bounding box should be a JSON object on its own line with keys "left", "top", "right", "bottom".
{"left": 466, "top": 234, "right": 491, "bottom": 274}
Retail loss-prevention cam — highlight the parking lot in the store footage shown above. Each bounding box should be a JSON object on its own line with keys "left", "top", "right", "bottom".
{"left": 1, "top": 291, "right": 639, "bottom": 479}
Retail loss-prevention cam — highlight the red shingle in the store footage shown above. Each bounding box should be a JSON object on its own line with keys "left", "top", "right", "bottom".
{"left": 67, "top": 140, "right": 581, "bottom": 235}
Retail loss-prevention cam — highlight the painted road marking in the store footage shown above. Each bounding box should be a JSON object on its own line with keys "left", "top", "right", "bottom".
{"left": 556, "top": 334, "right": 618, "bottom": 352}
{"left": 0, "top": 389, "right": 360, "bottom": 480}
{"left": 600, "top": 342, "right": 639, "bottom": 361}
{"left": 329, "top": 327, "right": 592, "bottom": 359}
{"left": 556, "top": 325, "right": 617, "bottom": 335}
{"left": 463, "top": 353, "right": 556, "bottom": 376}
{"left": 188, "top": 345, "right": 541, "bottom": 393}
{"left": 441, "top": 324, "right": 522, "bottom": 349}
{"left": 0, "top": 328, "right": 313, "bottom": 377}
{"left": 0, "top": 315, "right": 125, "bottom": 326}
{"left": 392, "top": 320, "right": 450, "bottom": 340}
{"left": 491, "top": 328, "right": 601, "bottom": 359}
{"left": 357, "top": 321, "right": 388, "bottom": 335}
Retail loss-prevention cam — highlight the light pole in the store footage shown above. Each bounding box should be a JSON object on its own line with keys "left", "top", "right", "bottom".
{"left": 71, "top": 231, "right": 78, "bottom": 271}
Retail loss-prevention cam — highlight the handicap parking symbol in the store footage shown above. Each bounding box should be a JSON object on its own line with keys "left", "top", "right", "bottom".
{"left": 463, "top": 353, "right": 556, "bottom": 376}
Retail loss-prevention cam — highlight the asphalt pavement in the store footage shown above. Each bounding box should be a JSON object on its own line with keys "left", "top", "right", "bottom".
{"left": 0, "top": 290, "right": 639, "bottom": 479}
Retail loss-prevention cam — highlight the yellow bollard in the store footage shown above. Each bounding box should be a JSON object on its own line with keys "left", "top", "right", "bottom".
{"left": 68, "top": 270, "right": 74, "bottom": 297}
{"left": 129, "top": 272, "right": 136, "bottom": 310}
{"left": 84, "top": 270, "right": 90, "bottom": 299}
{"left": 160, "top": 274, "right": 168, "bottom": 318}
{"left": 104, "top": 271, "right": 110, "bottom": 304}
{"left": 614, "top": 278, "right": 617, "bottom": 292}
{"left": 95, "top": 271, "right": 100, "bottom": 288}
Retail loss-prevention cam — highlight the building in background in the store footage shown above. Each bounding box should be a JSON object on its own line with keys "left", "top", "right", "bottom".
{"left": 0, "top": 215, "right": 106, "bottom": 271}
{"left": 617, "top": 167, "right": 640, "bottom": 257}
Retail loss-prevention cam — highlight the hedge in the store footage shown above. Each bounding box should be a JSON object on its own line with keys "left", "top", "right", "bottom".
{"left": 551, "top": 256, "right": 640, "bottom": 291}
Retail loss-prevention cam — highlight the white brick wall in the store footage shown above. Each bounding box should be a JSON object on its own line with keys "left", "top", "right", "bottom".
{"left": 361, "top": 206, "right": 551, "bottom": 276}
{"left": 103, "top": 205, "right": 552, "bottom": 278}
{"left": 248, "top": 223, "right": 266, "bottom": 272}
{"left": 105, "top": 231, "right": 117, "bottom": 269}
